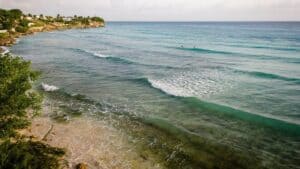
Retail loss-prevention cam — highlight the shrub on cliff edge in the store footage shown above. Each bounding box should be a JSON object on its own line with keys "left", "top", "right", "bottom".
{"left": 0, "top": 54, "right": 65, "bottom": 168}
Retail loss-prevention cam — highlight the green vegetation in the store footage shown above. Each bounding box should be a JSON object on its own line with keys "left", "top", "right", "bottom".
{"left": 15, "top": 19, "right": 30, "bottom": 33}
{"left": 0, "top": 54, "right": 41, "bottom": 138}
{"left": 0, "top": 140, "right": 65, "bottom": 169}
{"left": 0, "top": 54, "right": 65, "bottom": 168}
{"left": 91, "top": 16, "right": 104, "bottom": 23}
{"left": 0, "top": 9, "right": 23, "bottom": 30}
{"left": 0, "top": 8, "right": 104, "bottom": 46}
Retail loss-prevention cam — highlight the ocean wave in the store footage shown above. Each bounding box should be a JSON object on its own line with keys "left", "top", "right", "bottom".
{"left": 0, "top": 46, "right": 10, "bottom": 55}
{"left": 234, "top": 69, "right": 300, "bottom": 84}
{"left": 132, "top": 77, "right": 300, "bottom": 133}
{"left": 147, "top": 78, "right": 190, "bottom": 97}
{"left": 173, "top": 46, "right": 300, "bottom": 63}
{"left": 69, "top": 48, "right": 110, "bottom": 58}
{"left": 92, "top": 51, "right": 109, "bottom": 58}
{"left": 175, "top": 47, "right": 234, "bottom": 55}
{"left": 133, "top": 68, "right": 231, "bottom": 98}
{"left": 132, "top": 77, "right": 192, "bottom": 97}
{"left": 230, "top": 44, "right": 300, "bottom": 52}
{"left": 69, "top": 47, "right": 139, "bottom": 64}
{"left": 41, "top": 83, "right": 59, "bottom": 92}
{"left": 69, "top": 47, "right": 180, "bottom": 69}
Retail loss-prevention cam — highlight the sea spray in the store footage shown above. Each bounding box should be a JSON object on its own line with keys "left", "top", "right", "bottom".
{"left": 41, "top": 83, "right": 59, "bottom": 92}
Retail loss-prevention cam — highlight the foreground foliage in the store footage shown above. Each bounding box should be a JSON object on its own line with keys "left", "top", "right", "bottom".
{"left": 0, "top": 54, "right": 65, "bottom": 168}
{"left": 0, "top": 54, "right": 41, "bottom": 138}
{"left": 0, "top": 140, "right": 65, "bottom": 169}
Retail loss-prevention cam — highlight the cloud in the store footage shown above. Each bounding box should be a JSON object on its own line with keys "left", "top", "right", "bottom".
{"left": 0, "top": 0, "right": 299, "bottom": 21}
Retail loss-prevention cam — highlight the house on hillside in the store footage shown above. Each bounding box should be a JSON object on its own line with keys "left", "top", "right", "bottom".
{"left": 26, "top": 16, "right": 33, "bottom": 21}
{"left": 62, "top": 17, "right": 73, "bottom": 22}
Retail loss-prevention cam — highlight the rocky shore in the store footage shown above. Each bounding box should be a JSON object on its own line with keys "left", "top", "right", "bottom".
{"left": 20, "top": 98, "right": 162, "bottom": 169}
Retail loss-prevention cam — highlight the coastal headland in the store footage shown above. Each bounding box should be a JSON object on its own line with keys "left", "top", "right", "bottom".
{"left": 0, "top": 8, "right": 105, "bottom": 47}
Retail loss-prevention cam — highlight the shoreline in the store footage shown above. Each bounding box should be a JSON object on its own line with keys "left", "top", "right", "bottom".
{"left": 20, "top": 97, "right": 163, "bottom": 169}
{"left": 0, "top": 19, "right": 104, "bottom": 47}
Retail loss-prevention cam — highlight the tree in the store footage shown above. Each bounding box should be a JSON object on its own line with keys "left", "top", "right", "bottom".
{"left": 0, "top": 54, "right": 41, "bottom": 138}
{"left": 81, "top": 18, "right": 89, "bottom": 25}
{"left": 91, "top": 16, "right": 104, "bottom": 23}
{"left": 0, "top": 54, "right": 66, "bottom": 169}
{"left": 8, "top": 9, "right": 22, "bottom": 19}
{"left": 2, "top": 19, "right": 13, "bottom": 30}
{"left": 15, "top": 26, "right": 29, "bottom": 33}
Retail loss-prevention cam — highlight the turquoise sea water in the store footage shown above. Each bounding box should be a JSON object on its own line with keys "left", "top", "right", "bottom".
{"left": 11, "top": 22, "right": 300, "bottom": 168}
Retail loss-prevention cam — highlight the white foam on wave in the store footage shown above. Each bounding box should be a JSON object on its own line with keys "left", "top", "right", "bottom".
{"left": 92, "top": 51, "right": 109, "bottom": 58}
{"left": 147, "top": 69, "right": 233, "bottom": 98}
{"left": 41, "top": 83, "right": 59, "bottom": 92}
{"left": 148, "top": 79, "right": 190, "bottom": 97}
{"left": 81, "top": 49, "right": 109, "bottom": 58}
{"left": 0, "top": 46, "right": 9, "bottom": 55}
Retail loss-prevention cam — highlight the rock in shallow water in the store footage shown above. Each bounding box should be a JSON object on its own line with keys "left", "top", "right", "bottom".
{"left": 76, "top": 163, "right": 88, "bottom": 169}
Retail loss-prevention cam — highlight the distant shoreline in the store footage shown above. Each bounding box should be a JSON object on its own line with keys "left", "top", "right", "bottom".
{"left": 0, "top": 23, "right": 104, "bottom": 47}
{"left": 0, "top": 9, "right": 105, "bottom": 47}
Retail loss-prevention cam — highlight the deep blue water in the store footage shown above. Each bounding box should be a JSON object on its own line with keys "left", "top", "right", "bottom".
{"left": 11, "top": 22, "right": 300, "bottom": 168}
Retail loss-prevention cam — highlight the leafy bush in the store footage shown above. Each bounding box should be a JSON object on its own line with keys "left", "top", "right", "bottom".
{"left": 15, "top": 26, "right": 29, "bottom": 33}
{"left": 1, "top": 20, "right": 13, "bottom": 30}
{"left": 8, "top": 9, "right": 22, "bottom": 20}
{"left": 0, "top": 54, "right": 41, "bottom": 119}
{"left": 0, "top": 117, "right": 30, "bottom": 138}
{"left": 19, "top": 19, "right": 29, "bottom": 27}
{"left": 91, "top": 17, "right": 104, "bottom": 23}
{"left": 0, "top": 140, "right": 65, "bottom": 169}
{"left": 0, "top": 54, "right": 42, "bottom": 138}
{"left": 0, "top": 8, "right": 23, "bottom": 30}
{"left": 0, "top": 54, "right": 65, "bottom": 168}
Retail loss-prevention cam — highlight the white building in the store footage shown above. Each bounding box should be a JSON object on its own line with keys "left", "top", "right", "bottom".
{"left": 26, "top": 16, "right": 33, "bottom": 21}
{"left": 0, "top": 29, "right": 8, "bottom": 33}
{"left": 62, "top": 17, "right": 73, "bottom": 21}
{"left": 28, "top": 23, "right": 35, "bottom": 27}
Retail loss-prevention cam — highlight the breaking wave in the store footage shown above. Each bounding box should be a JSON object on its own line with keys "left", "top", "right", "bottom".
{"left": 41, "top": 83, "right": 59, "bottom": 92}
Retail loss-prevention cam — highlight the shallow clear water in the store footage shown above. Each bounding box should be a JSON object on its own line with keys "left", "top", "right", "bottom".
{"left": 11, "top": 22, "right": 300, "bottom": 169}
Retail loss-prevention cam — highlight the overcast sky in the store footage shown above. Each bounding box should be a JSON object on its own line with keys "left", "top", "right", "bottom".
{"left": 0, "top": 0, "right": 299, "bottom": 21}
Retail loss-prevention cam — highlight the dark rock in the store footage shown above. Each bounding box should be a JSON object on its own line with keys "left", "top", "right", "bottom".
{"left": 76, "top": 163, "right": 88, "bottom": 169}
